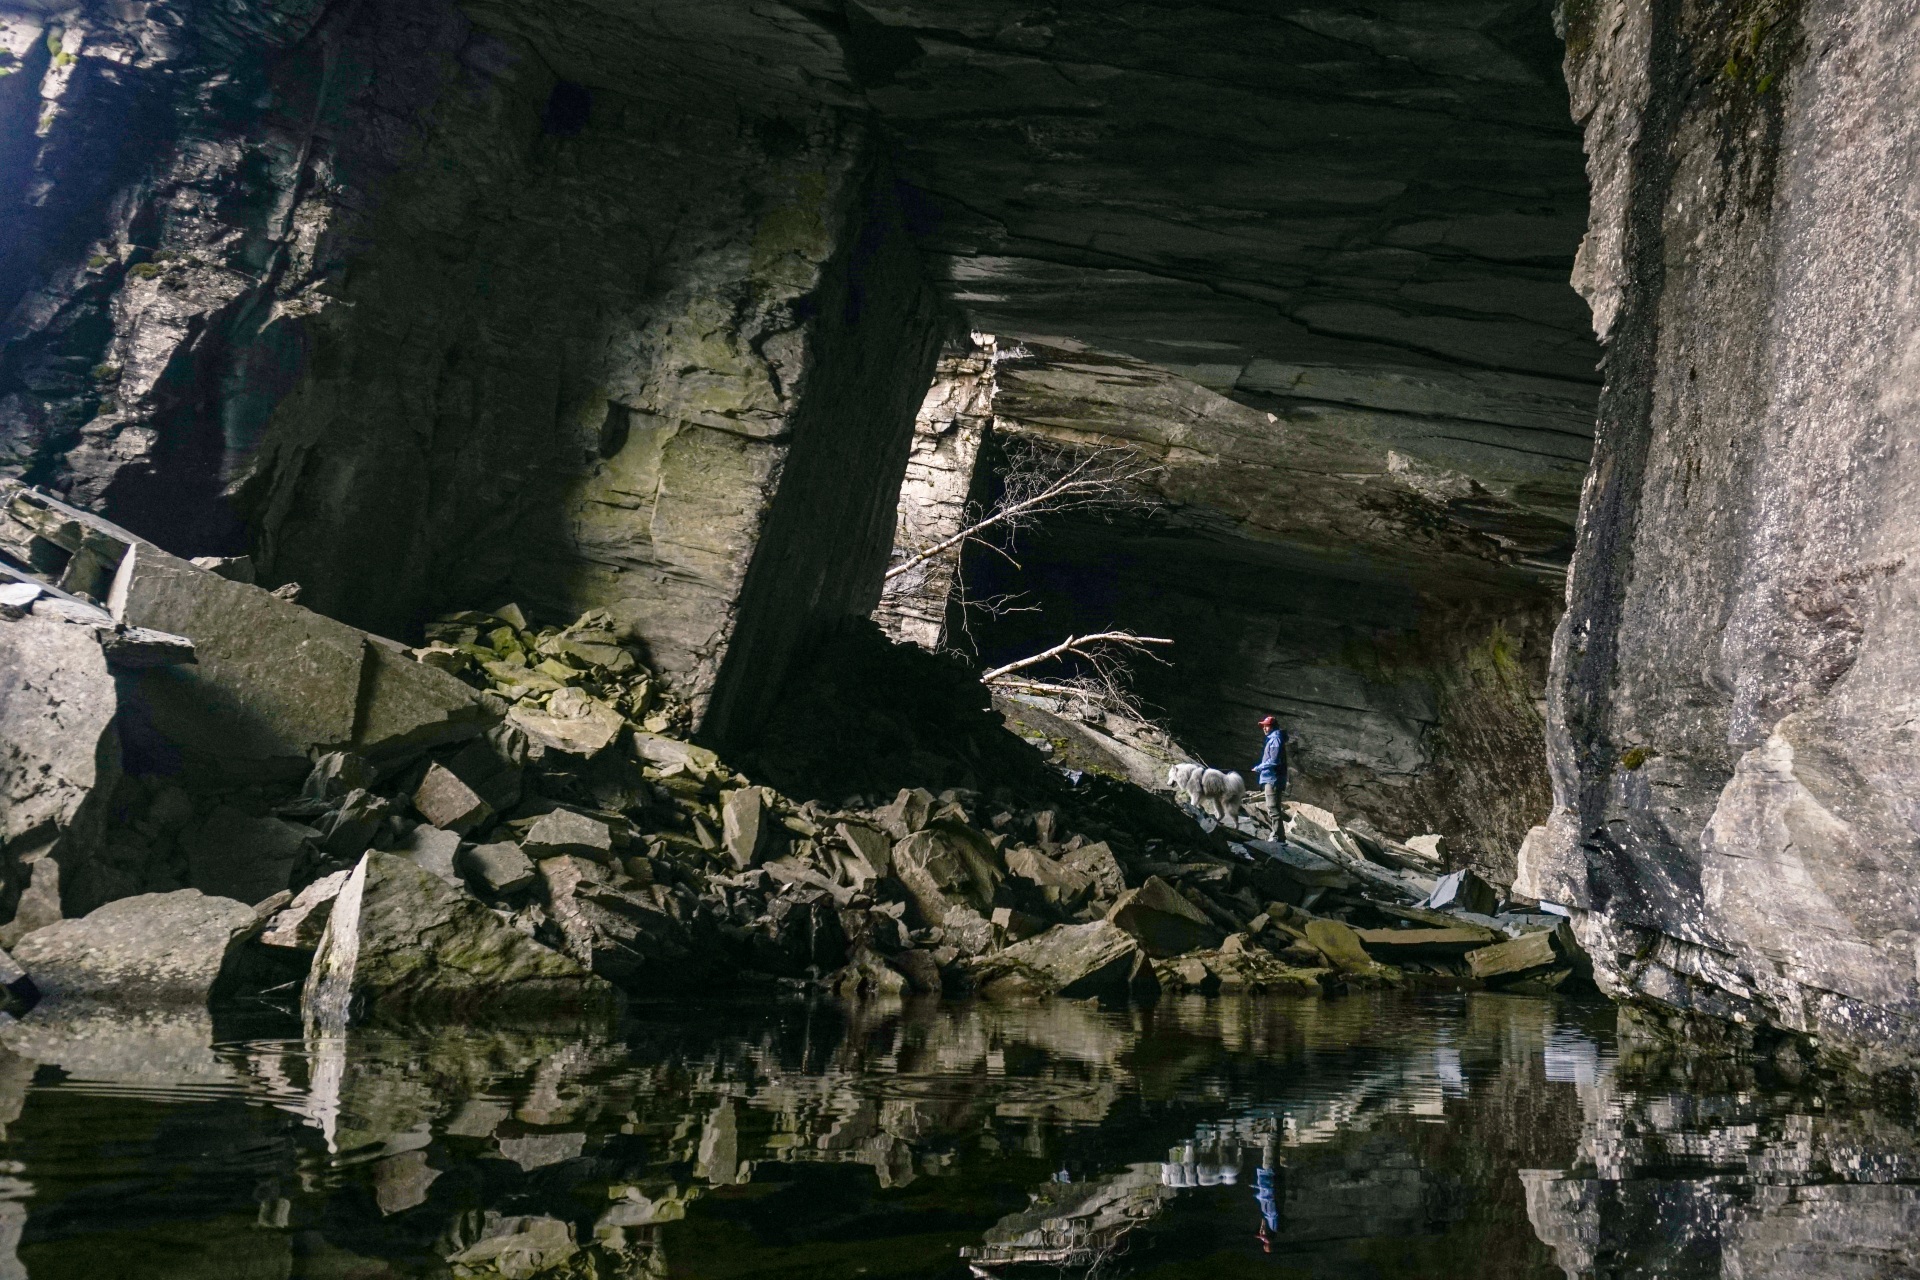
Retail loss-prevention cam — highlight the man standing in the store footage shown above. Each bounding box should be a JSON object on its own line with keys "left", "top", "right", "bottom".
{"left": 1254, "top": 715, "right": 1288, "bottom": 841}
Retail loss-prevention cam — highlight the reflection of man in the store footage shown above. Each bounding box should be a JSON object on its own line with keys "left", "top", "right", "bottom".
{"left": 1254, "top": 1134, "right": 1281, "bottom": 1252}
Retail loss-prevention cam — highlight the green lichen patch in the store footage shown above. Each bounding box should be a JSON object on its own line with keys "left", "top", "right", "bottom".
{"left": 128, "top": 262, "right": 161, "bottom": 280}
{"left": 1619, "top": 746, "right": 1653, "bottom": 770}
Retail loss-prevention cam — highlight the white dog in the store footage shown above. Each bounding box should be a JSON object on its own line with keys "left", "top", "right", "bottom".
{"left": 1167, "top": 762, "right": 1247, "bottom": 823}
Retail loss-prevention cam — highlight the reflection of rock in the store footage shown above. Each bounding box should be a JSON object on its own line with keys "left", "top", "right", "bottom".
{"left": 965, "top": 1163, "right": 1173, "bottom": 1270}
{"left": 373, "top": 1149, "right": 441, "bottom": 1215}
{"left": 498, "top": 1131, "right": 586, "bottom": 1171}
{"left": 447, "top": 1214, "right": 577, "bottom": 1279}
{"left": 0, "top": 1007, "right": 234, "bottom": 1086}
{"left": 1523, "top": 1070, "right": 1920, "bottom": 1279}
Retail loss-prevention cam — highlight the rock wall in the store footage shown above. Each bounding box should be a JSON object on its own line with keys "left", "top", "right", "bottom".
{"left": 0, "top": 0, "right": 945, "bottom": 741}
{"left": 1530, "top": 0, "right": 1920, "bottom": 1061}
{"left": 873, "top": 333, "right": 995, "bottom": 650}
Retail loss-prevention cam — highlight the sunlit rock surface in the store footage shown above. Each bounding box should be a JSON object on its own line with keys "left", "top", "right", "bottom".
{"left": 1534, "top": 0, "right": 1920, "bottom": 1060}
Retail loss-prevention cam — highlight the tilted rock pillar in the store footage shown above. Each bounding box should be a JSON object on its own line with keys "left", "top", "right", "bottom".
{"left": 874, "top": 334, "right": 996, "bottom": 650}
{"left": 1543, "top": 0, "right": 1920, "bottom": 1059}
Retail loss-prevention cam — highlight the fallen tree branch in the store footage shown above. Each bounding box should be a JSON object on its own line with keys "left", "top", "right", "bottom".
{"left": 981, "top": 632, "right": 1174, "bottom": 683}
{"left": 884, "top": 444, "right": 1161, "bottom": 582}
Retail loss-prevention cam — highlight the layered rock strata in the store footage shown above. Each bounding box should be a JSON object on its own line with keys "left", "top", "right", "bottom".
{"left": 0, "top": 0, "right": 945, "bottom": 740}
{"left": 1528, "top": 0, "right": 1920, "bottom": 1060}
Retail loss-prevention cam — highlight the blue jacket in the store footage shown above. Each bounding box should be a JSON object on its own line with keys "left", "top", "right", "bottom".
{"left": 1255, "top": 729, "right": 1287, "bottom": 786}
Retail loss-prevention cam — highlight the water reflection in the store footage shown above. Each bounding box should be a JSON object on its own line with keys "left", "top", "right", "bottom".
{"left": 0, "top": 993, "right": 1905, "bottom": 1276}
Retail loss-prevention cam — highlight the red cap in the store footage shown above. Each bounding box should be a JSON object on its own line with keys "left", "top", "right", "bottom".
{"left": 1259, "top": 715, "right": 1276, "bottom": 728}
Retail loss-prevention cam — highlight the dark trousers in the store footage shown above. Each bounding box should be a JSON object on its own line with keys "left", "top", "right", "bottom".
{"left": 1263, "top": 781, "right": 1285, "bottom": 837}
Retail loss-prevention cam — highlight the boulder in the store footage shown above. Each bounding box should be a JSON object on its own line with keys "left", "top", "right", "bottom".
{"left": 1242, "top": 839, "right": 1352, "bottom": 890}
{"left": 461, "top": 841, "right": 536, "bottom": 895}
{"left": 1057, "top": 840, "right": 1127, "bottom": 900}
{"left": 1005, "top": 845, "right": 1096, "bottom": 911}
{"left": 521, "top": 810, "right": 613, "bottom": 862}
{"left": 258, "top": 869, "right": 351, "bottom": 951}
{"left": 1402, "top": 834, "right": 1449, "bottom": 865}
{"left": 1466, "top": 922, "right": 1579, "bottom": 982}
{"left": 538, "top": 855, "right": 692, "bottom": 986}
{"left": 873, "top": 788, "right": 936, "bottom": 841}
{"left": 506, "top": 689, "right": 624, "bottom": 756}
{"left": 13, "top": 890, "right": 258, "bottom": 1007}
{"left": 721, "top": 787, "right": 782, "bottom": 869}
{"left": 1105, "top": 876, "right": 1223, "bottom": 958}
{"left": 179, "top": 806, "right": 309, "bottom": 905}
{"left": 1353, "top": 926, "right": 1493, "bottom": 961}
{"left": 442, "top": 734, "right": 525, "bottom": 812}
{"left": 631, "top": 732, "right": 722, "bottom": 777}
{"left": 1425, "top": 869, "right": 1500, "bottom": 916}
{"left": 836, "top": 821, "right": 892, "bottom": 877}
{"left": 977, "top": 921, "right": 1159, "bottom": 1001}
{"left": 412, "top": 762, "right": 491, "bottom": 835}
{"left": 319, "top": 789, "right": 389, "bottom": 859}
{"left": 398, "top": 825, "right": 462, "bottom": 886}
{"left": 0, "top": 611, "right": 121, "bottom": 914}
{"left": 892, "top": 823, "right": 1001, "bottom": 911}
{"left": 1196, "top": 948, "right": 1324, "bottom": 994}
{"left": 304, "top": 853, "right": 615, "bottom": 1028}
{"left": 108, "top": 544, "right": 495, "bottom": 771}
{"left": 1303, "top": 918, "right": 1395, "bottom": 979}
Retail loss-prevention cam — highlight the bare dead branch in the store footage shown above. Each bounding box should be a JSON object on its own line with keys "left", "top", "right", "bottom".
{"left": 884, "top": 442, "right": 1162, "bottom": 582}
{"left": 981, "top": 631, "right": 1174, "bottom": 682}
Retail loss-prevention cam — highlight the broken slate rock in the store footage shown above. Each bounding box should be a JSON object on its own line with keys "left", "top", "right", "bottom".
{"left": 507, "top": 690, "right": 623, "bottom": 757}
{"left": 258, "top": 869, "right": 351, "bottom": 951}
{"left": 14, "top": 890, "right": 258, "bottom": 1008}
{"left": 721, "top": 788, "right": 783, "bottom": 869}
{"left": 1354, "top": 926, "right": 1493, "bottom": 960}
{"left": 180, "top": 806, "right": 309, "bottom": 906}
{"left": 321, "top": 788, "right": 390, "bottom": 858}
{"left": 1425, "top": 869, "right": 1499, "bottom": 917}
{"left": 413, "top": 762, "right": 492, "bottom": 835}
{"left": 630, "top": 732, "right": 722, "bottom": 777}
{"left": 399, "top": 824, "right": 462, "bottom": 885}
{"left": 1057, "top": 840, "right": 1128, "bottom": 900}
{"left": 1105, "top": 876, "right": 1224, "bottom": 958}
{"left": 304, "top": 853, "right": 616, "bottom": 1028}
{"left": 0, "top": 611, "right": 122, "bottom": 884}
{"left": 1303, "top": 919, "right": 1399, "bottom": 980}
{"left": 873, "top": 788, "right": 936, "bottom": 841}
{"left": 836, "top": 821, "right": 892, "bottom": 878}
{"left": 978, "top": 922, "right": 1159, "bottom": 1002}
{"left": 1465, "top": 922, "right": 1579, "bottom": 981}
{"left": 1005, "top": 845, "right": 1096, "bottom": 911}
{"left": 522, "top": 810, "right": 613, "bottom": 862}
{"left": 460, "top": 841, "right": 536, "bottom": 896}
{"left": 892, "top": 823, "right": 1004, "bottom": 920}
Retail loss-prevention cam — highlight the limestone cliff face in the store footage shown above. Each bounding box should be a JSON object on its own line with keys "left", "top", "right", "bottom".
{"left": 0, "top": 0, "right": 945, "bottom": 740}
{"left": 1533, "top": 0, "right": 1920, "bottom": 1059}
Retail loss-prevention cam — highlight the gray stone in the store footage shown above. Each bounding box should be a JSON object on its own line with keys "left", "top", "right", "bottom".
{"left": 522, "top": 811, "right": 613, "bottom": 862}
{"left": 303, "top": 853, "right": 615, "bottom": 1028}
{"left": 1424, "top": 869, "right": 1499, "bottom": 917}
{"left": 836, "top": 821, "right": 891, "bottom": 877}
{"left": 412, "top": 762, "right": 491, "bottom": 835}
{"left": 259, "top": 869, "right": 352, "bottom": 952}
{"left": 1243, "top": 839, "right": 1354, "bottom": 891}
{"left": 1465, "top": 924, "right": 1574, "bottom": 982}
{"left": 399, "top": 825, "right": 462, "bottom": 886}
{"left": 1057, "top": 840, "right": 1128, "bottom": 901}
{"left": 461, "top": 841, "right": 536, "bottom": 896}
{"left": 630, "top": 733, "right": 722, "bottom": 777}
{"left": 1005, "top": 845, "right": 1096, "bottom": 911}
{"left": 978, "top": 922, "right": 1159, "bottom": 1002}
{"left": 0, "top": 612, "right": 120, "bottom": 914}
{"left": 537, "top": 855, "right": 690, "bottom": 987}
{"left": 873, "top": 788, "right": 936, "bottom": 841}
{"left": 506, "top": 690, "right": 624, "bottom": 757}
{"left": 372, "top": 1150, "right": 440, "bottom": 1216}
{"left": 13, "top": 890, "right": 257, "bottom": 1008}
{"left": 179, "top": 806, "right": 309, "bottom": 906}
{"left": 721, "top": 788, "right": 780, "bottom": 869}
{"left": 320, "top": 789, "right": 390, "bottom": 859}
{"left": 1104, "top": 876, "right": 1223, "bottom": 959}
{"left": 892, "top": 823, "right": 1004, "bottom": 923}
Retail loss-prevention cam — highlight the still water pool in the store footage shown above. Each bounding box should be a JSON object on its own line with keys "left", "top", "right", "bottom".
{"left": 0, "top": 992, "right": 1912, "bottom": 1278}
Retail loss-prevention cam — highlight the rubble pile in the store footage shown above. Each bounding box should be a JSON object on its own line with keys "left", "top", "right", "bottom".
{"left": 0, "top": 480, "right": 1585, "bottom": 1030}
